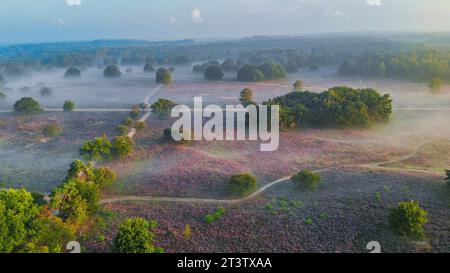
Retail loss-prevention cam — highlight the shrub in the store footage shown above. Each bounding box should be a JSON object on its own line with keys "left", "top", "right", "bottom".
{"left": 114, "top": 218, "right": 163, "bottom": 253}
{"left": 226, "top": 173, "right": 257, "bottom": 197}
{"left": 43, "top": 124, "right": 62, "bottom": 138}
{"left": 203, "top": 207, "right": 226, "bottom": 224}
{"left": 13, "top": 97, "right": 43, "bottom": 115}
{"left": 143, "top": 63, "right": 155, "bottom": 73}
{"left": 291, "top": 170, "right": 322, "bottom": 191}
{"left": 63, "top": 100, "right": 75, "bottom": 112}
{"left": 103, "top": 65, "right": 121, "bottom": 78}
{"left": 389, "top": 201, "right": 428, "bottom": 240}
{"left": 428, "top": 78, "right": 443, "bottom": 91}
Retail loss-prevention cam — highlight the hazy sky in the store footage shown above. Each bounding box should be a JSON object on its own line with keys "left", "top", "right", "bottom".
{"left": 1, "top": 0, "right": 450, "bottom": 44}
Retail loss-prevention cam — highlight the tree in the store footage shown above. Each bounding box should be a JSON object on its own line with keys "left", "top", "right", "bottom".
{"left": 79, "top": 135, "right": 113, "bottom": 161}
{"left": 293, "top": 80, "right": 304, "bottom": 91}
{"left": 135, "top": 121, "right": 147, "bottom": 131}
{"left": 93, "top": 167, "right": 117, "bottom": 189}
{"left": 115, "top": 125, "right": 130, "bottom": 136}
{"left": 258, "top": 62, "right": 286, "bottom": 80}
{"left": 103, "top": 65, "right": 121, "bottom": 78}
{"left": 0, "top": 73, "right": 5, "bottom": 85}
{"left": 428, "top": 78, "right": 444, "bottom": 91}
{"left": 114, "top": 218, "right": 163, "bottom": 253}
{"left": 204, "top": 65, "right": 224, "bottom": 81}
{"left": 291, "top": 170, "right": 322, "bottom": 191}
{"left": 239, "top": 88, "right": 253, "bottom": 105}
{"left": 389, "top": 201, "right": 428, "bottom": 240}
{"left": 112, "top": 136, "right": 135, "bottom": 159}
{"left": 64, "top": 67, "right": 81, "bottom": 77}
{"left": 63, "top": 100, "right": 75, "bottom": 112}
{"left": 156, "top": 68, "right": 172, "bottom": 85}
{"left": 13, "top": 97, "right": 43, "bottom": 115}
{"left": 237, "top": 65, "right": 265, "bottom": 82}
{"left": 446, "top": 169, "right": 450, "bottom": 187}
{"left": 226, "top": 173, "right": 257, "bottom": 197}
{"left": 50, "top": 178, "right": 100, "bottom": 225}
{"left": 151, "top": 98, "right": 176, "bottom": 118}
{"left": 0, "top": 189, "right": 40, "bottom": 252}
{"left": 0, "top": 92, "right": 5, "bottom": 100}
{"left": 221, "top": 59, "right": 237, "bottom": 71}
{"left": 43, "top": 124, "right": 62, "bottom": 138}
{"left": 26, "top": 211, "right": 76, "bottom": 253}
{"left": 129, "top": 106, "right": 141, "bottom": 121}
{"left": 40, "top": 87, "right": 53, "bottom": 97}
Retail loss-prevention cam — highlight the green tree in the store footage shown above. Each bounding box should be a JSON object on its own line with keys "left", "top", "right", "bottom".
{"left": 104, "top": 65, "right": 121, "bottom": 78}
{"left": 291, "top": 170, "right": 322, "bottom": 191}
{"left": 50, "top": 178, "right": 100, "bottom": 226}
{"left": 79, "top": 135, "right": 112, "bottom": 162}
{"left": 63, "top": 100, "right": 75, "bottom": 112}
{"left": 0, "top": 189, "right": 40, "bottom": 252}
{"left": 293, "top": 80, "right": 304, "bottom": 91}
{"left": 112, "top": 136, "right": 135, "bottom": 159}
{"left": 389, "top": 201, "right": 428, "bottom": 240}
{"left": 226, "top": 173, "right": 257, "bottom": 197}
{"left": 43, "top": 124, "right": 62, "bottom": 138}
{"left": 237, "top": 65, "right": 265, "bottom": 82}
{"left": 26, "top": 211, "right": 76, "bottom": 253}
{"left": 129, "top": 106, "right": 141, "bottom": 121}
{"left": 151, "top": 98, "right": 176, "bottom": 118}
{"left": 204, "top": 65, "right": 224, "bottom": 81}
{"left": 115, "top": 125, "right": 130, "bottom": 136}
{"left": 93, "top": 167, "right": 117, "bottom": 189}
{"left": 13, "top": 97, "right": 43, "bottom": 115}
{"left": 114, "top": 218, "right": 163, "bottom": 253}
{"left": 64, "top": 67, "right": 81, "bottom": 77}
{"left": 135, "top": 121, "right": 147, "bottom": 131}
{"left": 156, "top": 68, "right": 172, "bottom": 85}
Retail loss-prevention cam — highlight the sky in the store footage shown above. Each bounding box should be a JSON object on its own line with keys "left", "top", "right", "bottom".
{"left": 1, "top": 0, "right": 450, "bottom": 44}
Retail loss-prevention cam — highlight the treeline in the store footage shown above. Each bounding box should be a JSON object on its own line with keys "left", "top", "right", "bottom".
{"left": 338, "top": 49, "right": 450, "bottom": 82}
{"left": 265, "top": 86, "right": 392, "bottom": 128}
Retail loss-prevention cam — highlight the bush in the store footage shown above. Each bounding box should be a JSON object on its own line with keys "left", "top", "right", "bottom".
{"left": 13, "top": 97, "right": 43, "bottom": 115}
{"left": 64, "top": 67, "right": 81, "bottom": 77}
{"left": 129, "top": 106, "right": 141, "bottom": 121}
{"left": 63, "top": 100, "right": 75, "bottom": 112}
{"left": 43, "top": 124, "right": 62, "bottom": 138}
{"left": 103, "top": 65, "right": 121, "bottom": 78}
{"left": 204, "top": 207, "right": 226, "bottom": 224}
{"left": 428, "top": 78, "right": 444, "bottom": 91}
{"left": 291, "top": 170, "right": 322, "bottom": 191}
{"left": 226, "top": 173, "right": 257, "bottom": 197}
{"left": 204, "top": 65, "right": 224, "bottom": 81}
{"left": 114, "top": 218, "right": 163, "bottom": 253}
{"left": 40, "top": 87, "right": 53, "bottom": 97}
{"left": 389, "top": 201, "right": 428, "bottom": 240}
{"left": 122, "top": 117, "right": 134, "bottom": 128}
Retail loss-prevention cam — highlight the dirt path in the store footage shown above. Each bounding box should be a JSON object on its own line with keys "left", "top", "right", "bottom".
{"left": 101, "top": 140, "right": 444, "bottom": 205}
{"left": 127, "top": 84, "right": 162, "bottom": 138}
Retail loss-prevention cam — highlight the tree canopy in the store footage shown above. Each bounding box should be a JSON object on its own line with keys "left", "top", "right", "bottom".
{"left": 204, "top": 65, "right": 224, "bottom": 81}
{"left": 114, "top": 218, "right": 163, "bottom": 253}
{"left": 103, "top": 65, "right": 121, "bottom": 78}
{"left": 13, "top": 97, "right": 43, "bottom": 115}
{"left": 226, "top": 173, "right": 257, "bottom": 197}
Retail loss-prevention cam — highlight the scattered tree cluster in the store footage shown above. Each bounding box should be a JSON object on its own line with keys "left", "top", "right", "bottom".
{"left": 80, "top": 134, "right": 135, "bottom": 161}
{"left": 265, "top": 86, "right": 392, "bottom": 129}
